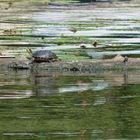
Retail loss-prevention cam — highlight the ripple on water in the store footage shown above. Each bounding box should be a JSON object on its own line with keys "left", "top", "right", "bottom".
{"left": 93, "top": 97, "right": 106, "bottom": 106}
{"left": 59, "top": 80, "right": 109, "bottom": 93}
{"left": 120, "top": 95, "right": 140, "bottom": 99}
{"left": 2, "top": 132, "right": 80, "bottom": 139}
{"left": 0, "top": 90, "right": 33, "bottom": 99}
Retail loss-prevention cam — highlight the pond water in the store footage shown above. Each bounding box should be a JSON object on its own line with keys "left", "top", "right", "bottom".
{"left": 0, "top": 67, "right": 140, "bottom": 139}
{"left": 0, "top": 0, "right": 140, "bottom": 139}
{"left": 0, "top": 0, "right": 140, "bottom": 59}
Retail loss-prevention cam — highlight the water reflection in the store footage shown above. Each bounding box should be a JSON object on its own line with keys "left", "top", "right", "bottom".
{"left": 59, "top": 80, "right": 108, "bottom": 93}
{"left": 0, "top": 68, "right": 139, "bottom": 97}
{"left": 32, "top": 72, "right": 109, "bottom": 95}
{"left": 0, "top": 69, "right": 33, "bottom": 99}
{"left": 0, "top": 68, "right": 140, "bottom": 139}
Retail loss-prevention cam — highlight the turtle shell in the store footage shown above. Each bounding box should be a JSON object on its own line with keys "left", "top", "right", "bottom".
{"left": 32, "top": 50, "right": 58, "bottom": 62}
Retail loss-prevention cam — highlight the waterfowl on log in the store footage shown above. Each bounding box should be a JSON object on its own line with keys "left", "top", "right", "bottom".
{"left": 123, "top": 56, "right": 128, "bottom": 64}
{"left": 41, "top": 36, "right": 46, "bottom": 44}
{"left": 70, "top": 67, "right": 80, "bottom": 72}
{"left": 80, "top": 44, "right": 86, "bottom": 49}
{"left": 92, "top": 41, "right": 98, "bottom": 47}
{"left": 69, "top": 27, "right": 77, "bottom": 33}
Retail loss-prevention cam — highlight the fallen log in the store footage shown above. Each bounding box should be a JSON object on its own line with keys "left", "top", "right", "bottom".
{"left": 2, "top": 58, "right": 140, "bottom": 72}
{"left": 31, "top": 58, "right": 140, "bottom": 72}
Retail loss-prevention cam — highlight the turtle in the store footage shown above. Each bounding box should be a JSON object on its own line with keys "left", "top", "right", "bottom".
{"left": 31, "top": 49, "right": 58, "bottom": 63}
{"left": 9, "top": 49, "right": 58, "bottom": 70}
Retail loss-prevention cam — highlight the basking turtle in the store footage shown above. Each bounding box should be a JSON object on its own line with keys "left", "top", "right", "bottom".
{"left": 32, "top": 50, "right": 58, "bottom": 63}
{"left": 9, "top": 49, "right": 59, "bottom": 70}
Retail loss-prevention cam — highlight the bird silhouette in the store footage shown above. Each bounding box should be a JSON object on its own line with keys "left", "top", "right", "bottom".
{"left": 80, "top": 43, "right": 86, "bottom": 49}
{"left": 123, "top": 56, "right": 128, "bottom": 64}
{"left": 92, "top": 41, "right": 98, "bottom": 47}
{"left": 69, "top": 27, "right": 77, "bottom": 33}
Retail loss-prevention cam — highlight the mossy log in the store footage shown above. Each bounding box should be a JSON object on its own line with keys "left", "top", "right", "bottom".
{"left": 2, "top": 58, "right": 140, "bottom": 72}
{"left": 31, "top": 58, "right": 140, "bottom": 72}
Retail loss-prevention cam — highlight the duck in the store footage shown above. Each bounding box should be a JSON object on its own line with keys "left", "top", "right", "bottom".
{"left": 69, "top": 27, "right": 77, "bottom": 33}
{"left": 123, "top": 56, "right": 128, "bottom": 64}
{"left": 80, "top": 43, "right": 86, "bottom": 49}
{"left": 41, "top": 36, "right": 45, "bottom": 40}
{"left": 92, "top": 41, "right": 98, "bottom": 47}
